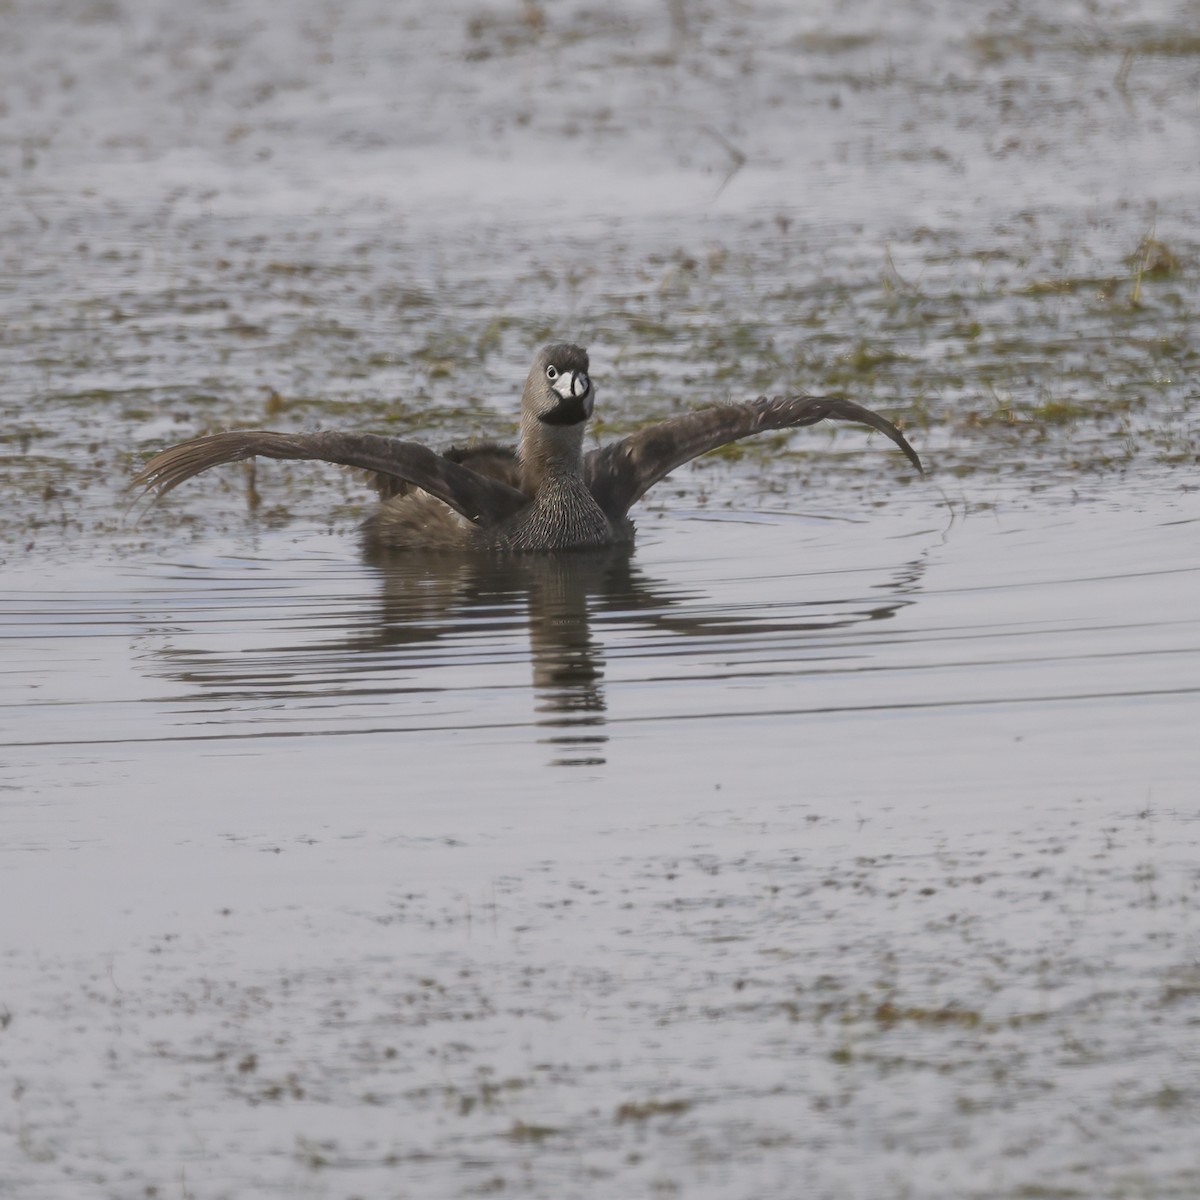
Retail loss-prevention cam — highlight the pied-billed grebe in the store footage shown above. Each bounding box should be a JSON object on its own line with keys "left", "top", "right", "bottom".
{"left": 132, "top": 343, "right": 923, "bottom": 551}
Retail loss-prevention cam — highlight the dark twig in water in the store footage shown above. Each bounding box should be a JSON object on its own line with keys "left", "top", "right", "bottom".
{"left": 702, "top": 125, "right": 747, "bottom": 197}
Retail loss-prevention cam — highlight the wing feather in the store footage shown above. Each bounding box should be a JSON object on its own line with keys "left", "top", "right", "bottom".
{"left": 585, "top": 395, "right": 923, "bottom": 519}
{"left": 131, "top": 430, "right": 529, "bottom": 527}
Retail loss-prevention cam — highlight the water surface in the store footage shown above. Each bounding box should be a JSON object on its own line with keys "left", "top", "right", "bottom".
{"left": 2, "top": 1, "right": 1199, "bottom": 1197}
{"left": 5, "top": 489, "right": 1199, "bottom": 1197}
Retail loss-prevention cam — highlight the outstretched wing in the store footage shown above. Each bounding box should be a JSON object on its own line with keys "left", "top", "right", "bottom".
{"left": 584, "top": 395, "right": 923, "bottom": 519}
{"left": 131, "top": 430, "right": 530, "bottom": 527}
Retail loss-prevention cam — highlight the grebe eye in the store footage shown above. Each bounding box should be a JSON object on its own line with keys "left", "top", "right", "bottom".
{"left": 546, "top": 365, "right": 558, "bottom": 380}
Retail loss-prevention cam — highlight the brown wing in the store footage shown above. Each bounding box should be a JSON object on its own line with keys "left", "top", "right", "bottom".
{"left": 131, "top": 430, "right": 529, "bottom": 527}
{"left": 584, "top": 395, "right": 923, "bottom": 520}
{"left": 373, "top": 441, "right": 522, "bottom": 501}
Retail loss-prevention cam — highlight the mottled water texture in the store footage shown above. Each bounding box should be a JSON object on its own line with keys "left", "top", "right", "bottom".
{"left": 2, "top": 1, "right": 1199, "bottom": 1197}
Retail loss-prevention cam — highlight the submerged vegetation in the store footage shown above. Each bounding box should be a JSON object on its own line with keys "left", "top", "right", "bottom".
{"left": 3, "top": 215, "right": 1195, "bottom": 555}
{"left": 2, "top": 0, "right": 1197, "bottom": 557}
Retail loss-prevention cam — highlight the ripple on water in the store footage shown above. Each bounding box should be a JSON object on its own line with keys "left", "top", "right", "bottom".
{"left": 4, "top": 497, "right": 1197, "bottom": 774}
{"left": 3, "top": 499, "right": 1199, "bottom": 1200}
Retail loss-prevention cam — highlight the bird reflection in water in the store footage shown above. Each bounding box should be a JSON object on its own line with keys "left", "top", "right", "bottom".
{"left": 364, "top": 545, "right": 637, "bottom": 768}
{"left": 141, "top": 540, "right": 927, "bottom": 769}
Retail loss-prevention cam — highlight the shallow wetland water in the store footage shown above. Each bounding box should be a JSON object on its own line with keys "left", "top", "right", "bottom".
{"left": 2, "top": 2, "right": 1199, "bottom": 1197}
